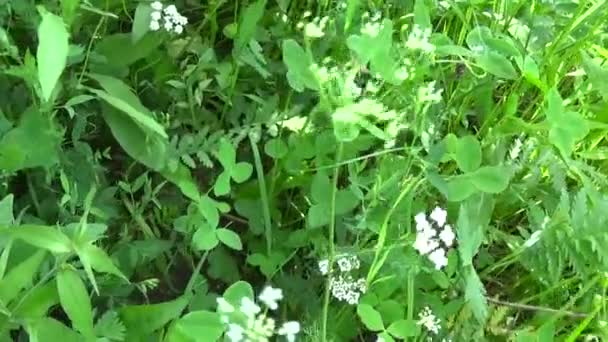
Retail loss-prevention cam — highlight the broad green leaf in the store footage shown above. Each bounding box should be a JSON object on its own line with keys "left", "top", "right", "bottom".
{"left": 282, "top": 39, "right": 318, "bottom": 92}
{"left": 8, "top": 225, "right": 71, "bottom": 254}
{"left": 61, "top": 0, "right": 80, "bottom": 27}
{"left": 27, "top": 317, "right": 83, "bottom": 342}
{"left": 387, "top": 319, "right": 418, "bottom": 338}
{"left": 120, "top": 295, "right": 189, "bottom": 337}
{"left": 469, "top": 166, "right": 511, "bottom": 194}
{"left": 94, "top": 33, "right": 163, "bottom": 67}
{"left": 192, "top": 223, "right": 219, "bottom": 251}
{"left": 222, "top": 281, "right": 254, "bottom": 307}
{"left": 57, "top": 268, "right": 95, "bottom": 338}
{"left": 464, "top": 266, "right": 488, "bottom": 323}
{"left": 231, "top": 162, "right": 253, "bottom": 183}
{"left": 544, "top": 88, "right": 589, "bottom": 157}
{"left": 101, "top": 106, "right": 168, "bottom": 171}
{"left": 456, "top": 194, "right": 493, "bottom": 266}
{"left": 13, "top": 281, "right": 59, "bottom": 319}
{"left": 311, "top": 173, "right": 332, "bottom": 204}
{"left": 0, "top": 194, "right": 14, "bottom": 226}
{"left": 446, "top": 134, "right": 481, "bottom": 172}
{"left": 213, "top": 172, "right": 231, "bottom": 196}
{"left": 476, "top": 51, "right": 518, "bottom": 79}
{"left": 216, "top": 228, "right": 242, "bottom": 251}
{"left": 0, "top": 250, "right": 46, "bottom": 304}
{"left": 78, "top": 243, "right": 128, "bottom": 280}
{"left": 0, "top": 108, "right": 62, "bottom": 172}
{"left": 37, "top": 9, "right": 69, "bottom": 102}
{"left": 198, "top": 196, "right": 219, "bottom": 228}
{"left": 357, "top": 304, "right": 384, "bottom": 331}
{"left": 522, "top": 56, "right": 544, "bottom": 90}
{"left": 413, "top": 0, "right": 431, "bottom": 28}
{"left": 376, "top": 300, "right": 404, "bottom": 326}
{"left": 173, "top": 311, "right": 224, "bottom": 341}
{"left": 264, "top": 139, "right": 288, "bottom": 159}
{"left": 335, "top": 189, "right": 360, "bottom": 215}
{"left": 235, "top": 0, "right": 267, "bottom": 53}
{"left": 132, "top": 3, "right": 152, "bottom": 43}
{"left": 88, "top": 74, "right": 167, "bottom": 138}
{"left": 307, "top": 204, "right": 329, "bottom": 229}
{"left": 446, "top": 176, "right": 476, "bottom": 202}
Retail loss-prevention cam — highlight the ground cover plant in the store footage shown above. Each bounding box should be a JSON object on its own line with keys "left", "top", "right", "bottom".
{"left": 1, "top": 0, "right": 608, "bottom": 341}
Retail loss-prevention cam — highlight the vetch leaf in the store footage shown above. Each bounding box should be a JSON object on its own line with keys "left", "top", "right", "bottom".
{"left": 57, "top": 268, "right": 95, "bottom": 338}
{"left": 357, "top": 304, "right": 384, "bottom": 331}
{"left": 37, "top": 8, "right": 69, "bottom": 102}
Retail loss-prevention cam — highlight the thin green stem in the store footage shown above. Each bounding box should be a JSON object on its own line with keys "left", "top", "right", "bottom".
{"left": 249, "top": 135, "right": 273, "bottom": 256}
{"left": 321, "top": 143, "right": 344, "bottom": 342}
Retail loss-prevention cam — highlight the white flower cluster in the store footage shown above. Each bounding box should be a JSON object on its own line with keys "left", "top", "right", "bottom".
{"left": 406, "top": 25, "right": 435, "bottom": 53}
{"left": 418, "top": 81, "right": 443, "bottom": 104}
{"left": 413, "top": 207, "right": 455, "bottom": 270}
{"left": 296, "top": 11, "right": 329, "bottom": 38}
{"left": 149, "top": 2, "right": 188, "bottom": 34}
{"left": 217, "top": 286, "right": 300, "bottom": 342}
{"left": 319, "top": 254, "right": 366, "bottom": 305}
{"left": 417, "top": 306, "right": 441, "bottom": 335}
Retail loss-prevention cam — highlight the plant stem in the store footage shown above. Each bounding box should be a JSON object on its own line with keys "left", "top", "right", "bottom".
{"left": 249, "top": 135, "right": 273, "bottom": 256}
{"left": 321, "top": 143, "right": 344, "bottom": 342}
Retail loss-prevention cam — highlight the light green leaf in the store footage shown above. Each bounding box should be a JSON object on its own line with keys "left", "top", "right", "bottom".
{"left": 446, "top": 176, "right": 476, "bottom": 202}
{"left": 447, "top": 135, "right": 481, "bottom": 172}
{"left": 0, "top": 194, "right": 14, "bottom": 226}
{"left": 282, "top": 39, "right": 318, "bottom": 92}
{"left": 37, "top": 9, "right": 69, "bottom": 102}
{"left": 264, "top": 139, "right": 288, "bottom": 159}
{"left": 235, "top": 0, "right": 267, "bottom": 53}
{"left": 231, "top": 162, "right": 253, "bottom": 183}
{"left": 311, "top": 173, "right": 332, "bottom": 204}
{"left": 27, "top": 317, "right": 83, "bottom": 342}
{"left": 581, "top": 53, "right": 608, "bottom": 100}
{"left": 216, "top": 139, "right": 236, "bottom": 168}
{"left": 192, "top": 223, "right": 219, "bottom": 251}
{"left": 57, "top": 268, "right": 95, "bottom": 338}
{"left": 132, "top": 3, "right": 152, "bottom": 43}
{"left": 307, "top": 204, "right": 329, "bottom": 229}
{"left": 387, "top": 319, "right": 418, "bottom": 338}
{"left": 213, "top": 172, "right": 231, "bottom": 196}
{"left": 222, "top": 281, "right": 254, "bottom": 307}
{"left": 119, "top": 295, "right": 189, "bottom": 337}
{"left": 216, "top": 228, "right": 242, "bottom": 251}
{"left": 94, "top": 33, "right": 163, "bottom": 68}
{"left": 198, "top": 196, "right": 220, "bottom": 228}
{"left": 357, "top": 304, "right": 384, "bottom": 331}
{"left": 13, "top": 281, "right": 59, "bottom": 319}
{"left": 476, "top": 50, "right": 518, "bottom": 79}
{"left": 469, "top": 166, "right": 511, "bottom": 194}
{"left": 8, "top": 225, "right": 72, "bottom": 254}
{"left": 174, "top": 311, "right": 224, "bottom": 341}
{"left": 77, "top": 243, "right": 128, "bottom": 280}
{"left": 544, "top": 88, "right": 589, "bottom": 157}
{"left": 0, "top": 250, "right": 46, "bottom": 304}
{"left": 88, "top": 74, "right": 167, "bottom": 138}
{"left": 61, "top": 0, "right": 80, "bottom": 27}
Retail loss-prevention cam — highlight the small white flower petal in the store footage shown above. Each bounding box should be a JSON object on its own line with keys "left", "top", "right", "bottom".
{"left": 151, "top": 1, "right": 163, "bottom": 11}
{"left": 439, "top": 224, "right": 455, "bottom": 247}
{"left": 226, "top": 324, "right": 244, "bottom": 342}
{"left": 240, "top": 297, "right": 261, "bottom": 318}
{"left": 430, "top": 207, "right": 447, "bottom": 227}
{"left": 149, "top": 20, "right": 160, "bottom": 31}
{"left": 258, "top": 286, "right": 283, "bottom": 310}
{"left": 174, "top": 25, "right": 183, "bottom": 34}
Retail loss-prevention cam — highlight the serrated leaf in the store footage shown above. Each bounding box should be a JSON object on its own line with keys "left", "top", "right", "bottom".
{"left": 192, "top": 223, "right": 219, "bottom": 251}
{"left": 119, "top": 295, "right": 189, "bottom": 337}
{"left": 476, "top": 50, "right": 518, "bottom": 79}
{"left": 216, "top": 228, "right": 242, "bottom": 251}
{"left": 282, "top": 39, "right": 318, "bottom": 92}
{"left": 57, "top": 268, "right": 95, "bottom": 338}
{"left": 94, "top": 310, "right": 126, "bottom": 341}
{"left": 464, "top": 266, "right": 488, "bottom": 323}
{"left": 357, "top": 304, "right": 384, "bottom": 331}
{"left": 37, "top": 9, "right": 69, "bottom": 102}
{"left": 0, "top": 250, "right": 46, "bottom": 304}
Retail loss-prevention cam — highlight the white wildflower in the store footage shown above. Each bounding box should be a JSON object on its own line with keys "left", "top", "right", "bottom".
{"left": 240, "top": 297, "right": 261, "bottom": 318}
{"left": 336, "top": 254, "right": 360, "bottom": 273}
{"left": 417, "top": 306, "right": 441, "bottom": 335}
{"left": 164, "top": 21, "right": 174, "bottom": 32}
{"left": 361, "top": 22, "right": 381, "bottom": 37}
{"left": 414, "top": 230, "right": 439, "bottom": 255}
{"left": 439, "top": 224, "right": 455, "bottom": 247}
{"left": 406, "top": 25, "right": 435, "bottom": 53}
{"left": 258, "top": 286, "right": 283, "bottom": 310}
{"left": 318, "top": 259, "right": 329, "bottom": 275}
{"left": 428, "top": 248, "right": 448, "bottom": 270}
{"left": 303, "top": 11, "right": 312, "bottom": 18}
{"left": 151, "top": 1, "right": 163, "bottom": 11}
{"left": 430, "top": 207, "right": 447, "bottom": 227}
{"left": 329, "top": 275, "right": 366, "bottom": 305}
{"left": 226, "top": 323, "right": 245, "bottom": 342}
{"left": 277, "top": 321, "right": 300, "bottom": 342}
{"left": 418, "top": 81, "right": 443, "bottom": 104}
{"left": 304, "top": 22, "right": 325, "bottom": 38}
{"left": 174, "top": 25, "right": 183, "bottom": 34}
{"left": 151, "top": 11, "right": 162, "bottom": 21}
{"left": 149, "top": 20, "right": 160, "bottom": 31}
{"left": 267, "top": 123, "right": 279, "bottom": 137}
